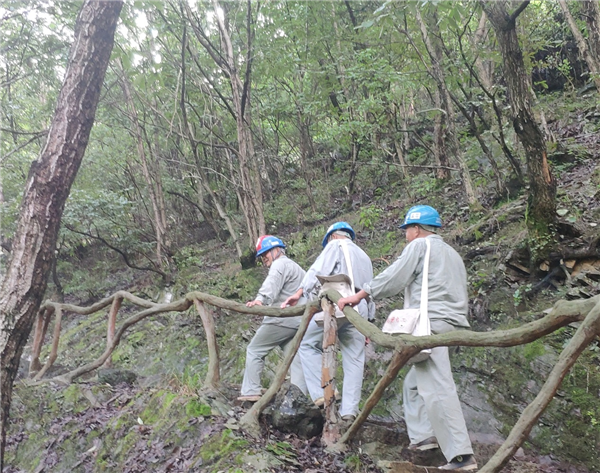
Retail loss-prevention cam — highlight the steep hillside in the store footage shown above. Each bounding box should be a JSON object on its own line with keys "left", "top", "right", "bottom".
{"left": 5, "top": 94, "right": 600, "bottom": 473}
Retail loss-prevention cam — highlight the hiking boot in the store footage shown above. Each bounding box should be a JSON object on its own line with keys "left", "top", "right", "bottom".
{"left": 237, "top": 394, "right": 261, "bottom": 402}
{"left": 407, "top": 436, "right": 439, "bottom": 451}
{"left": 438, "top": 455, "right": 478, "bottom": 471}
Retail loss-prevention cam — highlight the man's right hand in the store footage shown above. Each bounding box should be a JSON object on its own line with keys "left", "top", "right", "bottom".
{"left": 280, "top": 295, "right": 299, "bottom": 308}
{"left": 281, "top": 289, "right": 302, "bottom": 308}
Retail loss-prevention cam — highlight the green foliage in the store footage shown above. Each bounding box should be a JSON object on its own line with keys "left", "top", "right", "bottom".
{"left": 173, "top": 246, "right": 205, "bottom": 272}
{"left": 513, "top": 284, "right": 532, "bottom": 306}
{"left": 522, "top": 339, "right": 546, "bottom": 362}
{"left": 344, "top": 454, "right": 364, "bottom": 472}
{"left": 359, "top": 205, "right": 383, "bottom": 232}
{"left": 185, "top": 399, "right": 211, "bottom": 417}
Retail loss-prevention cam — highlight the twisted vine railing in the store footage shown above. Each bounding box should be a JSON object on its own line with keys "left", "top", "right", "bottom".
{"left": 28, "top": 289, "right": 600, "bottom": 473}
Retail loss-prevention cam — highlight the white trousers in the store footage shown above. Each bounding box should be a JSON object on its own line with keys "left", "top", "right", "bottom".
{"left": 403, "top": 320, "right": 473, "bottom": 461}
{"left": 299, "top": 318, "right": 366, "bottom": 417}
{"left": 241, "top": 323, "right": 307, "bottom": 396}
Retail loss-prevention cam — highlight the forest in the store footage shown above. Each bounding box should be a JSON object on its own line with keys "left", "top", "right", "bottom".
{"left": 1, "top": 0, "right": 600, "bottom": 472}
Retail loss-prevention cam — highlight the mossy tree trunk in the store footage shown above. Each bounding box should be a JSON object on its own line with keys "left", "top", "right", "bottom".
{"left": 0, "top": 1, "right": 122, "bottom": 468}
{"left": 481, "top": 0, "right": 556, "bottom": 264}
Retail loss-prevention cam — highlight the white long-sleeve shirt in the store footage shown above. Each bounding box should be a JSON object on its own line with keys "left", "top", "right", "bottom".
{"left": 301, "top": 238, "right": 375, "bottom": 319}
{"left": 256, "top": 255, "right": 306, "bottom": 328}
{"left": 364, "top": 235, "right": 470, "bottom": 328}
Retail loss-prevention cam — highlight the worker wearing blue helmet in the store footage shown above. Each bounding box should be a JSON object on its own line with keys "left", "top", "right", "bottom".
{"left": 338, "top": 206, "right": 476, "bottom": 471}
{"left": 282, "top": 222, "right": 374, "bottom": 421}
{"left": 238, "top": 235, "right": 308, "bottom": 402}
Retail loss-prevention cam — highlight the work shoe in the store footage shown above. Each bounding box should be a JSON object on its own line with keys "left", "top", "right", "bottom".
{"left": 438, "top": 455, "right": 478, "bottom": 471}
{"left": 407, "top": 436, "right": 439, "bottom": 451}
{"left": 237, "top": 394, "right": 261, "bottom": 402}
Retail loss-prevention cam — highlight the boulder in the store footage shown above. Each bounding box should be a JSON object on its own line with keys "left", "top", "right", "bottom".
{"left": 98, "top": 368, "right": 137, "bottom": 386}
{"left": 263, "top": 384, "right": 324, "bottom": 438}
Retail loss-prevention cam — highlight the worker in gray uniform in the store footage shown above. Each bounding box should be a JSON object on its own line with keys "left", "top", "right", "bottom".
{"left": 281, "top": 222, "right": 374, "bottom": 421}
{"left": 238, "top": 235, "right": 308, "bottom": 402}
{"left": 338, "top": 206, "right": 477, "bottom": 471}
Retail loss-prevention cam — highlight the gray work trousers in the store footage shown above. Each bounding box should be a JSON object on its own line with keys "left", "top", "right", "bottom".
{"left": 403, "top": 320, "right": 473, "bottom": 462}
{"left": 241, "top": 323, "right": 307, "bottom": 396}
{"left": 299, "top": 318, "right": 366, "bottom": 417}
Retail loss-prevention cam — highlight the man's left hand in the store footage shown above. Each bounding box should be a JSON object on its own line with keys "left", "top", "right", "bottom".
{"left": 246, "top": 300, "right": 263, "bottom": 307}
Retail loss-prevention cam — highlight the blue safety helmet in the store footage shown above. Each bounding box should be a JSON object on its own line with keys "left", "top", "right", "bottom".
{"left": 400, "top": 205, "right": 442, "bottom": 229}
{"left": 255, "top": 235, "right": 286, "bottom": 258}
{"left": 322, "top": 222, "right": 356, "bottom": 248}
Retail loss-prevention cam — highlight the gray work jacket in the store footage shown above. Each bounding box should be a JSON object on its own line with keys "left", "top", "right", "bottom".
{"left": 256, "top": 255, "right": 306, "bottom": 328}
{"left": 301, "top": 238, "right": 375, "bottom": 319}
{"left": 363, "top": 235, "right": 470, "bottom": 328}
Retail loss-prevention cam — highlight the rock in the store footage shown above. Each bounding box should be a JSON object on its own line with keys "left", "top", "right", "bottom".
{"left": 354, "top": 416, "right": 406, "bottom": 445}
{"left": 263, "top": 383, "right": 324, "bottom": 438}
{"left": 98, "top": 368, "right": 137, "bottom": 386}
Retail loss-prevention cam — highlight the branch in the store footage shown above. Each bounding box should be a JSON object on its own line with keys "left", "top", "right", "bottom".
{"left": 34, "top": 292, "right": 313, "bottom": 385}
{"left": 62, "top": 224, "right": 168, "bottom": 280}
{"left": 0, "top": 132, "right": 48, "bottom": 164}
{"left": 509, "top": 1, "right": 530, "bottom": 23}
{"left": 480, "top": 298, "right": 600, "bottom": 472}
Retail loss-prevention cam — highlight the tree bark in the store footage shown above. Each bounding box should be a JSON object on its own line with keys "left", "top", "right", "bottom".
{"left": 558, "top": 0, "right": 600, "bottom": 91}
{"left": 582, "top": 1, "right": 600, "bottom": 71}
{"left": 473, "top": 11, "right": 494, "bottom": 91}
{"left": 0, "top": 0, "right": 122, "bottom": 467}
{"left": 414, "top": 7, "right": 478, "bottom": 205}
{"left": 481, "top": 0, "right": 556, "bottom": 263}
{"left": 321, "top": 298, "right": 341, "bottom": 447}
{"left": 182, "top": 1, "right": 265, "bottom": 246}
{"left": 118, "top": 60, "right": 171, "bottom": 275}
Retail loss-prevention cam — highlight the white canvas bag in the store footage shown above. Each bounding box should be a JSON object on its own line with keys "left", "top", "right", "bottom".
{"left": 382, "top": 238, "right": 432, "bottom": 363}
{"left": 314, "top": 240, "right": 355, "bottom": 326}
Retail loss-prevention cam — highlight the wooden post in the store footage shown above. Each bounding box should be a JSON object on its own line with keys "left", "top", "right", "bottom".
{"left": 321, "top": 297, "right": 341, "bottom": 446}
{"left": 102, "top": 296, "right": 122, "bottom": 368}
{"left": 193, "top": 299, "right": 220, "bottom": 390}
{"left": 29, "top": 308, "right": 52, "bottom": 375}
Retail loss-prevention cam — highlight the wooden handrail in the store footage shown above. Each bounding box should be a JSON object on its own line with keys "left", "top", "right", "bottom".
{"left": 27, "top": 288, "right": 600, "bottom": 473}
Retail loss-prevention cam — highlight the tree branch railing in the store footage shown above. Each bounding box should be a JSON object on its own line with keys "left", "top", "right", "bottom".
{"left": 28, "top": 288, "right": 600, "bottom": 473}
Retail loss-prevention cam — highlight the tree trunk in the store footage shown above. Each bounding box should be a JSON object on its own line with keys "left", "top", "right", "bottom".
{"left": 558, "top": 0, "right": 600, "bottom": 91}
{"left": 582, "top": 1, "right": 600, "bottom": 71}
{"left": 118, "top": 61, "right": 170, "bottom": 273}
{"left": 415, "top": 7, "right": 478, "bottom": 205}
{"left": 0, "top": 1, "right": 122, "bottom": 467}
{"left": 432, "top": 89, "right": 452, "bottom": 180}
{"left": 297, "top": 113, "right": 318, "bottom": 213}
{"left": 482, "top": 0, "right": 556, "bottom": 262}
{"left": 183, "top": 0, "right": 266, "bottom": 246}
{"left": 212, "top": 0, "right": 265, "bottom": 244}
{"left": 473, "top": 11, "right": 495, "bottom": 91}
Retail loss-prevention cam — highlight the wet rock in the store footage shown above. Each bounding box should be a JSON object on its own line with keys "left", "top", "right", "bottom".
{"left": 354, "top": 416, "right": 406, "bottom": 445}
{"left": 263, "top": 383, "right": 324, "bottom": 438}
{"left": 98, "top": 368, "right": 137, "bottom": 386}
